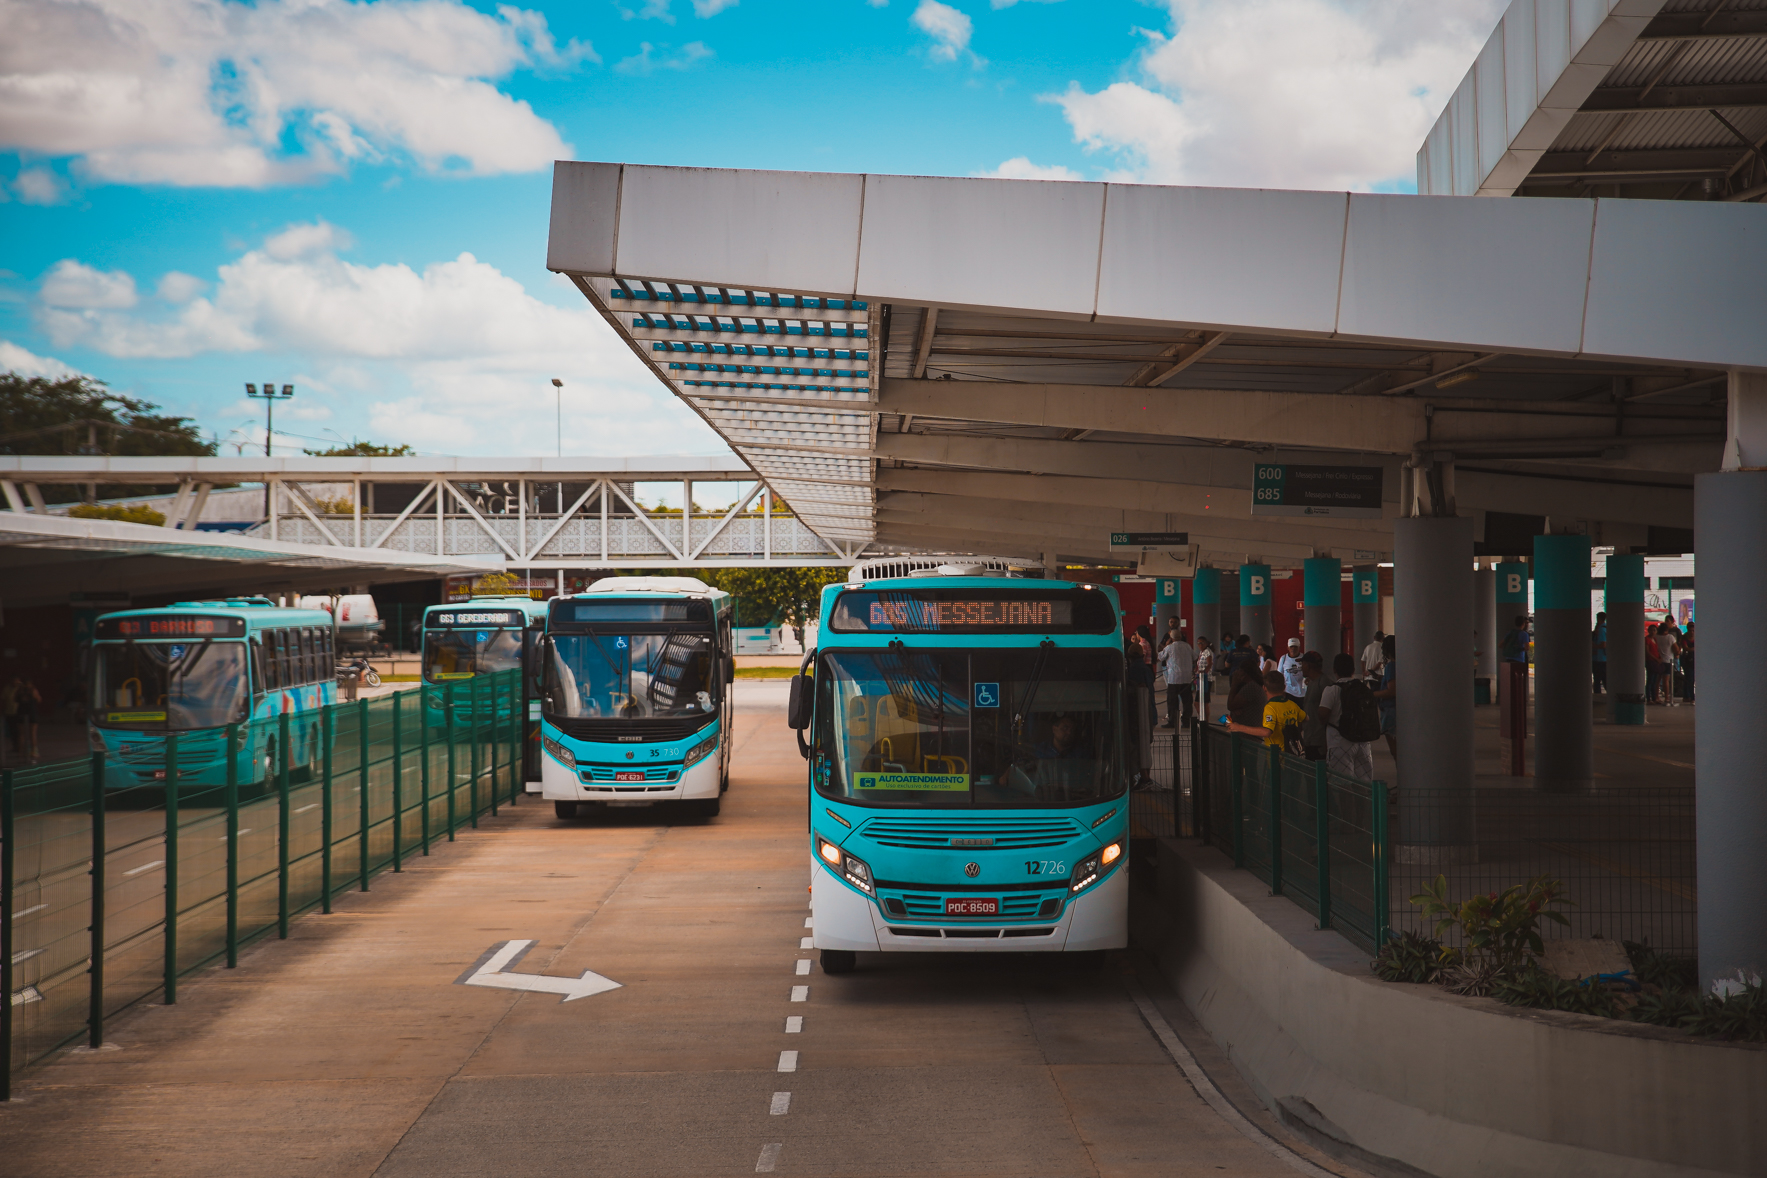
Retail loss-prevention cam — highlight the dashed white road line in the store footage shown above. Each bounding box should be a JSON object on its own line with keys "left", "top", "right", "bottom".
{"left": 12, "top": 904, "right": 47, "bottom": 918}
{"left": 785, "top": 1016, "right": 802, "bottom": 1033}
{"left": 756, "top": 1143, "right": 783, "bottom": 1172}
{"left": 803, "top": 917, "right": 812, "bottom": 928}
{"left": 217, "top": 829, "right": 253, "bottom": 840}
{"left": 770, "top": 1092, "right": 791, "bottom": 1115}
{"left": 293, "top": 803, "right": 320, "bottom": 814}
{"left": 794, "top": 959, "right": 811, "bottom": 975}
{"left": 799, "top": 937, "right": 813, "bottom": 949}
{"left": 790, "top": 985, "right": 808, "bottom": 1002}
{"left": 123, "top": 860, "right": 165, "bottom": 877}
{"left": 777, "top": 1050, "right": 798, "bottom": 1073}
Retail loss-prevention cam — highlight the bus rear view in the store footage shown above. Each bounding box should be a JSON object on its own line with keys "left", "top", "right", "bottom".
{"left": 792, "top": 577, "right": 1129, "bottom": 974}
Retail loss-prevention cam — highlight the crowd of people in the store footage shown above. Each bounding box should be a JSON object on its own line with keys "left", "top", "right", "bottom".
{"left": 1128, "top": 621, "right": 1392, "bottom": 782}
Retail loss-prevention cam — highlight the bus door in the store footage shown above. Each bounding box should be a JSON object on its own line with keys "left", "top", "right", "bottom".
{"left": 522, "top": 625, "right": 542, "bottom": 786}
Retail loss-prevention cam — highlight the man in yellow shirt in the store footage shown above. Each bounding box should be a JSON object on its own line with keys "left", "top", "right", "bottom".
{"left": 1229, "top": 671, "right": 1307, "bottom": 755}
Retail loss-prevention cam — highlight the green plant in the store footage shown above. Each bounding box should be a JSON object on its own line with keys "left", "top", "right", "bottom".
{"left": 1627, "top": 980, "right": 1767, "bottom": 1042}
{"left": 1491, "top": 961, "right": 1619, "bottom": 1017}
{"left": 69, "top": 502, "right": 166, "bottom": 526}
{"left": 1410, "top": 874, "right": 1572, "bottom": 971}
{"left": 1371, "top": 931, "right": 1446, "bottom": 984}
{"left": 1623, "top": 941, "right": 1698, "bottom": 991}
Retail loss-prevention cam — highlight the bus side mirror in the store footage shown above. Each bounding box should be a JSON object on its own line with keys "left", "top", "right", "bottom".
{"left": 725, "top": 654, "right": 735, "bottom": 685}
{"left": 787, "top": 675, "right": 812, "bottom": 731}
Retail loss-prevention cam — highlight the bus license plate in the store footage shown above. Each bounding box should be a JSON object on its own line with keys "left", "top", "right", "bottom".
{"left": 945, "top": 897, "right": 998, "bottom": 916}
{"left": 614, "top": 771, "right": 645, "bottom": 782}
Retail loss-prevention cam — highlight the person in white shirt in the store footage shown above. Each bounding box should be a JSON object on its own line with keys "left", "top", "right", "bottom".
{"left": 1655, "top": 621, "right": 1680, "bottom": 708}
{"left": 1278, "top": 638, "right": 1306, "bottom": 697}
{"left": 1160, "top": 631, "right": 1196, "bottom": 728}
{"left": 1315, "top": 653, "right": 1375, "bottom": 780}
{"left": 1194, "top": 637, "right": 1215, "bottom": 714}
{"left": 1360, "top": 630, "right": 1386, "bottom": 680}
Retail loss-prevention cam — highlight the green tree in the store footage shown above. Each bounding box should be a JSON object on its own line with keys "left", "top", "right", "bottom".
{"left": 303, "top": 439, "right": 416, "bottom": 457}
{"left": 1, "top": 372, "right": 213, "bottom": 504}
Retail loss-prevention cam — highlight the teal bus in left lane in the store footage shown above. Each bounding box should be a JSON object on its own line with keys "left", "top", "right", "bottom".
{"left": 88, "top": 598, "right": 338, "bottom": 790}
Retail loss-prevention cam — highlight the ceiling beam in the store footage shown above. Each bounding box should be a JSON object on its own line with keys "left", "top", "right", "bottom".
{"left": 911, "top": 307, "right": 939, "bottom": 379}
{"left": 1637, "top": 11, "right": 1767, "bottom": 41}
{"left": 1582, "top": 83, "right": 1767, "bottom": 115}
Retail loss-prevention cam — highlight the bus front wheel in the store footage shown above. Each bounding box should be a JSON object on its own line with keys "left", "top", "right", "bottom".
{"left": 554, "top": 801, "right": 578, "bottom": 820}
{"left": 692, "top": 796, "right": 721, "bottom": 819}
{"left": 820, "top": 949, "right": 856, "bottom": 975}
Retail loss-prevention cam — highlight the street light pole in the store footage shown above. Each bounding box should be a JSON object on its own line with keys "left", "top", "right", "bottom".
{"left": 246, "top": 382, "right": 294, "bottom": 523}
{"left": 551, "top": 378, "right": 563, "bottom": 457}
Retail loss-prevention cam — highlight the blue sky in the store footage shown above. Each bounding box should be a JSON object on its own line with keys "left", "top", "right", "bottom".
{"left": 0, "top": 0, "right": 1504, "bottom": 459}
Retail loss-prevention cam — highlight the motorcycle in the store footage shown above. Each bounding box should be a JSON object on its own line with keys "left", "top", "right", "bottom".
{"left": 337, "top": 656, "right": 382, "bottom": 689}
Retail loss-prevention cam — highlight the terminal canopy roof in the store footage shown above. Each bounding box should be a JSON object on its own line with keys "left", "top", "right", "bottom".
{"left": 548, "top": 161, "right": 1763, "bottom": 566}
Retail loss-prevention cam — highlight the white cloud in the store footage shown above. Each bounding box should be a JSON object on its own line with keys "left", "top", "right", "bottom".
{"left": 40, "top": 260, "right": 138, "bottom": 309}
{"left": 0, "top": 0, "right": 591, "bottom": 188}
{"left": 616, "top": 41, "right": 715, "bottom": 74}
{"left": 0, "top": 339, "right": 89, "bottom": 380}
{"left": 990, "top": 0, "right": 1061, "bottom": 7}
{"left": 620, "top": 0, "right": 676, "bottom": 22}
{"left": 12, "top": 167, "right": 64, "bottom": 204}
{"left": 983, "top": 156, "right": 1084, "bottom": 181}
{"left": 155, "top": 271, "right": 206, "bottom": 304}
{"left": 911, "top": 0, "right": 975, "bottom": 64}
{"left": 1047, "top": 0, "right": 1506, "bottom": 191}
{"left": 263, "top": 220, "right": 355, "bottom": 261}
{"left": 28, "top": 222, "right": 728, "bottom": 457}
{"left": 692, "top": 0, "right": 739, "bottom": 15}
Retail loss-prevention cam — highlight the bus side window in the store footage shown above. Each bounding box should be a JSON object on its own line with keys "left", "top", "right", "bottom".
{"left": 322, "top": 628, "right": 334, "bottom": 679}
{"left": 274, "top": 628, "right": 291, "bottom": 688}
{"left": 299, "top": 628, "right": 315, "bottom": 684}
{"left": 263, "top": 631, "right": 282, "bottom": 691}
{"left": 249, "top": 639, "right": 265, "bottom": 697}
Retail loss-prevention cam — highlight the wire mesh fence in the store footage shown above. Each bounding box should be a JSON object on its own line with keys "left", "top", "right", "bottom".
{"left": 1386, "top": 788, "right": 1696, "bottom": 959}
{"left": 1188, "top": 723, "right": 1696, "bottom": 961}
{"left": 3, "top": 671, "right": 522, "bottom": 1093}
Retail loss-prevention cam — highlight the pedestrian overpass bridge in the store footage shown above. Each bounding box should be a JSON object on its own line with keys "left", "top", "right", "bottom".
{"left": 0, "top": 454, "right": 850, "bottom": 608}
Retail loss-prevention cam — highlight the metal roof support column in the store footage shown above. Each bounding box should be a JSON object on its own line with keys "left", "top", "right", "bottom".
{"left": 1604, "top": 554, "right": 1645, "bottom": 725}
{"left": 353, "top": 480, "right": 362, "bottom": 548}
{"left": 1303, "top": 557, "right": 1342, "bottom": 660}
{"left": 436, "top": 479, "right": 444, "bottom": 556}
{"left": 517, "top": 480, "right": 526, "bottom": 562}
{"left": 600, "top": 479, "right": 609, "bottom": 562}
{"left": 269, "top": 477, "right": 278, "bottom": 541}
{"left": 763, "top": 488, "right": 772, "bottom": 562}
{"left": 181, "top": 483, "right": 212, "bottom": 531}
{"left": 1696, "top": 370, "right": 1767, "bottom": 995}
{"left": 1394, "top": 514, "right": 1477, "bottom": 865}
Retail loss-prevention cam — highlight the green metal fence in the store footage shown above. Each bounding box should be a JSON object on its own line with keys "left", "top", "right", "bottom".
{"left": 2, "top": 671, "right": 522, "bottom": 1096}
{"left": 1194, "top": 722, "right": 1389, "bottom": 954}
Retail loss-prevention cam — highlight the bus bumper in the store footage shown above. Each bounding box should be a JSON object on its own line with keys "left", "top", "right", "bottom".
{"left": 810, "top": 859, "right": 1128, "bottom": 954}
{"left": 540, "top": 753, "right": 720, "bottom": 803}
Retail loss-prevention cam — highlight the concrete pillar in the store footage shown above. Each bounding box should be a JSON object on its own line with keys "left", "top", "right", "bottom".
{"left": 1532, "top": 535, "right": 1593, "bottom": 793}
{"left": 1696, "top": 370, "right": 1767, "bottom": 993}
{"left": 1239, "top": 563, "right": 1272, "bottom": 649}
{"left": 1351, "top": 565, "right": 1379, "bottom": 664}
{"left": 1473, "top": 567, "right": 1497, "bottom": 691}
{"left": 1191, "top": 567, "right": 1221, "bottom": 658}
{"left": 1494, "top": 561, "right": 1529, "bottom": 702}
{"left": 1302, "top": 557, "right": 1341, "bottom": 659}
{"left": 1605, "top": 553, "right": 1645, "bottom": 725}
{"left": 1394, "top": 516, "right": 1476, "bottom": 862}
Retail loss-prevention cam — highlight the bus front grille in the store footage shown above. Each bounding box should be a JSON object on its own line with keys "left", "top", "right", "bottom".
{"left": 858, "top": 818, "right": 1083, "bottom": 850}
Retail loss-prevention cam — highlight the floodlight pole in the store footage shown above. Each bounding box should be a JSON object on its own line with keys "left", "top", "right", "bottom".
{"left": 551, "top": 378, "right": 563, "bottom": 457}
{"left": 246, "top": 382, "right": 295, "bottom": 522}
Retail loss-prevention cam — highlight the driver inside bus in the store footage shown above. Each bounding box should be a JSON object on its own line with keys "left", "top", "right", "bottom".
{"left": 1026, "top": 713, "right": 1095, "bottom": 795}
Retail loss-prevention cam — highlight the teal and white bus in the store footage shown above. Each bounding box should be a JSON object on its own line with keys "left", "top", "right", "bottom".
{"left": 421, "top": 595, "right": 550, "bottom": 789}
{"left": 89, "top": 599, "right": 338, "bottom": 790}
{"left": 790, "top": 575, "right": 1130, "bottom": 973}
{"left": 539, "top": 577, "right": 735, "bottom": 820}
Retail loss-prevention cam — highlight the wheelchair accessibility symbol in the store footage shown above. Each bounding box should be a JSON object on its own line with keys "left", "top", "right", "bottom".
{"left": 973, "top": 681, "right": 1000, "bottom": 708}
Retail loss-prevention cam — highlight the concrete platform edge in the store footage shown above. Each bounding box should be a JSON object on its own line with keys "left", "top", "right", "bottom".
{"left": 1133, "top": 839, "right": 1765, "bottom": 1178}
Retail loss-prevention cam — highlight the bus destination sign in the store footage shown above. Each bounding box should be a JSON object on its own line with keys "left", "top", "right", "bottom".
{"left": 830, "top": 590, "right": 1114, "bottom": 634}
{"left": 1250, "top": 463, "right": 1384, "bottom": 518}
{"left": 431, "top": 610, "right": 525, "bottom": 628}
{"left": 95, "top": 615, "right": 247, "bottom": 640}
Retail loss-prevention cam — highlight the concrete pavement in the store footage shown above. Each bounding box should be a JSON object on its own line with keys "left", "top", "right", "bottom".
{"left": 2, "top": 680, "right": 1357, "bottom": 1178}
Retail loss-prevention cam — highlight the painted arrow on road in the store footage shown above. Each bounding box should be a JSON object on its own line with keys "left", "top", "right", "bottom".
{"left": 454, "top": 940, "right": 622, "bottom": 1003}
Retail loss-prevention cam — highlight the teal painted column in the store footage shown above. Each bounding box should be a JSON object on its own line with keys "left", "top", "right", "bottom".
{"left": 1302, "top": 557, "right": 1341, "bottom": 658}
{"left": 1191, "top": 567, "right": 1221, "bottom": 657}
{"left": 1605, "top": 554, "right": 1645, "bottom": 725}
{"left": 1351, "top": 565, "right": 1379, "bottom": 663}
{"left": 1239, "top": 564, "right": 1272, "bottom": 649}
{"left": 1533, "top": 535, "right": 1593, "bottom": 792}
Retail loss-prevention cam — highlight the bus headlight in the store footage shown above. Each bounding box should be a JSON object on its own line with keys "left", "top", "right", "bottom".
{"left": 541, "top": 734, "right": 574, "bottom": 767}
{"left": 682, "top": 733, "right": 719, "bottom": 767}
{"left": 816, "top": 836, "right": 873, "bottom": 895}
{"left": 1070, "top": 840, "right": 1124, "bottom": 894}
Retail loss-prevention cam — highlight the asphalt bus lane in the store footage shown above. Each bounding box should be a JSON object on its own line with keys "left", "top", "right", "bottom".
{"left": 376, "top": 682, "right": 1325, "bottom": 1178}
{"left": 3, "top": 680, "right": 1344, "bottom": 1178}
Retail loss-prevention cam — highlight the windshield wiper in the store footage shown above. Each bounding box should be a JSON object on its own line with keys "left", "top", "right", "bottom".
{"left": 1012, "top": 640, "right": 1057, "bottom": 751}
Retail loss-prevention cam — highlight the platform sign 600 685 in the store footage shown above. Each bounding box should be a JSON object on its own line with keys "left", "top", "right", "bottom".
{"left": 1250, "top": 463, "right": 1384, "bottom": 519}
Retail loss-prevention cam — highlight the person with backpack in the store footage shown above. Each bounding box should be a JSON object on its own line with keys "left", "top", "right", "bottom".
{"left": 1316, "top": 652, "right": 1379, "bottom": 780}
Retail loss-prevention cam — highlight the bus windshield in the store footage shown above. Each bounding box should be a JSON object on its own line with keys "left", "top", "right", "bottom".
{"left": 90, "top": 640, "right": 250, "bottom": 730}
{"left": 811, "top": 647, "right": 1124, "bottom": 807}
{"left": 544, "top": 631, "right": 719, "bottom": 721}
{"left": 424, "top": 627, "right": 523, "bottom": 682}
